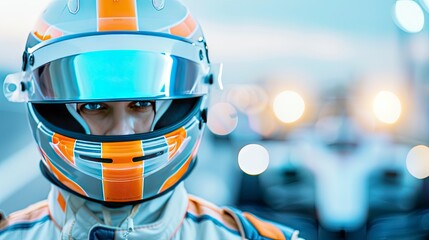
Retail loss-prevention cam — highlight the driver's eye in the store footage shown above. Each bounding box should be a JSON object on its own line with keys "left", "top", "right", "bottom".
{"left": 80, "top": 103, "right": 106, "bottom": 112}
{"left": 129, "top": 101, "right": 154, "bottom": 111}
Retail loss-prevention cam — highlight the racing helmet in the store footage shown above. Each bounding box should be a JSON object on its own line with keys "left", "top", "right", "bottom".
{"left": 3, "top": 0, "right": 222, "bottom": 204}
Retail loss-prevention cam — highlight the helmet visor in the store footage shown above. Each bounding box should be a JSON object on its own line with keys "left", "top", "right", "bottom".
{"left": 4, "top": 50, "right": 209, "bottom": 102}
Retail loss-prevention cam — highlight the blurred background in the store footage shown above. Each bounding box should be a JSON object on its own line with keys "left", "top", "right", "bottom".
{"left": 1, "top": 0, "right": 429, "bottom": 239}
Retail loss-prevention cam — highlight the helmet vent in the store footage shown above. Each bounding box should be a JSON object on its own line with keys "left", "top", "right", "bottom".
{"left": 152, "top": 0, "right": 165, "bottom": 11}
{"left": 67, "top": 0, "right": 80, "bottom": 14}
{"left": 80, "top": 155, "right": 113, "bottom": 163}
{"left": 132, "top": 151, "right": 166, "bottom": 162}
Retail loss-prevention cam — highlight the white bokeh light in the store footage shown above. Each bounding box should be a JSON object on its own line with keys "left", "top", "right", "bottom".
{"left": 207, "top": 102, "right": 238, "bottom": 135}
{"left": 372, "top": 91, "right": 402, "bottom": 124}
{"left": 406, "top": 145, "right": 429, "bottom": 179}
{"left": 273, "top": 91, "right": 305, "bottom": 123}
{"left": 238, "top": 144, "right": 270, "bottom": 175}
{"left": 394, "top": 0, "right": 425, "bottom": 33}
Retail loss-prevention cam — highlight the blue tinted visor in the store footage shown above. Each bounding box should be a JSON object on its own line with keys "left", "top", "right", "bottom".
{"left": 5, "top": 50, "right": 210, "bottom": 103}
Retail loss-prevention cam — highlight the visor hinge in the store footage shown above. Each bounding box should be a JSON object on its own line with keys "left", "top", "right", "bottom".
{"left": 29, "top": 54, "right": 35, "bottom": 67}
{"left": 3, "top": 72, "right": 32, "bottom": 102}
{"left": 205, "top": 74, "right": 214, "bottom": 85}
{"left": 20, "top": 82, "right": 27, "bottom": 92}
{"left": 21, "top": 51, "right": 28, "bottom": 71}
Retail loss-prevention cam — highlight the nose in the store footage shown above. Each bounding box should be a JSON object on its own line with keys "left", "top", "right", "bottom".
{"left": 107, "top": 124, "right": 135, "bottom": 135}
{"left": 105, "top": 111, "right": 136, "bottom": 135}
{"left": 106, "top": 120, "right": 135, "bottom": 135}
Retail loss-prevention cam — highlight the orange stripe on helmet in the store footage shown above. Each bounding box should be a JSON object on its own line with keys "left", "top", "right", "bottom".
{"left": 158, "top": 154, "right": 192, "bottom": 193}
{"left": 33, "top": 17, "right": 63, "bottom": 41}
{"left": 52, "top": 133, "right": 76, "bottom": 165}
{"left": 165, "top": 127, "right": 187, "bottom": 160}
{"left": 170, "top": 14, "right": 197, "bottom": 38}
{"left": 101, "top": 141, "right": 144, "bottom": 202}
{"left": 41, "top": 150, "right": 87, "bottom": 197}
{"left": 243, "top": 212, "right": 286, "bottom": 240}
{"left": 97, "top": 0, "right": 138, "bottom": 31}
{"left": 185, "top": 14, "right": 197, "bottom": 33}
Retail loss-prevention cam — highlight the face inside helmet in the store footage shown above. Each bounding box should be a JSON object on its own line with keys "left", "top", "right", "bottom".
{"left": 75, "top": 100, "right": 157, "bottom": 135}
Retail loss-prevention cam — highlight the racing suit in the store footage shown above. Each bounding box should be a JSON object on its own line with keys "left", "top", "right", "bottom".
{"left": 0, "top": 183, "right": 301, "bottom": 239}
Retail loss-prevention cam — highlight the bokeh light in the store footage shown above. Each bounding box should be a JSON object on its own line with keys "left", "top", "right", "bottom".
{"left": 273, "top": 90, "right": 305, "bottom": 123}
{"left": 207, "top": 102, "right": 238, "bottom": 135}
{"left": 238, "top": 144, "right": 270, "bottom": 175}
{"left": 372, "top": 91, "right": 402, "bottom": 124}
{"left": 226, "top": 87, "right": 251, "bottom": 113}
{"left": 394, "top": 0, "right": 425, "bottom": 33}
{"left": 242, "top": 85, "right": 269, "bottom": 114}
{"left": 406, "top": 145, "right": 429, "bottom": 179}
{"left": 248, "top": 112, "right": 278, "bottom": 137}
{"left": 225, "top": 85, "right": 268, "bottom": 115}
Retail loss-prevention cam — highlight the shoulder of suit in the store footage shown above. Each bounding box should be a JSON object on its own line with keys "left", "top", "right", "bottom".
{"left": 224, "top": 206, "right": 301, "bottom": 240}
{"left": 187, "top": 195, "right": 241, "bottom": 233}
{"left": 0, "top": 200, "right": 50, "bottom": 233}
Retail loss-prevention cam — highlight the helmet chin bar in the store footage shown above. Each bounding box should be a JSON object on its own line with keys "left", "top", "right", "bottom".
{"left": 39, "top": 159, "right": 197, "bottom": 207}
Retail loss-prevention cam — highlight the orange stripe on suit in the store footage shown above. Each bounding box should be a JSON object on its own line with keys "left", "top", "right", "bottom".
{"left": 243, "top": 212, "right": 286, "bottom": 240}
{"left": 57, "top": 192, "right": 66, "bottom": 213}
{"left": 101, "top": 141, "right": 143, "bottom": 201}
{"left": 52, "top": 133, "right": 76, "bottom": 164}
{"left": 188, "top": 195, "right": 239, "bottom": 232}
{"left": 170, "top": 14, "right": 197, "bottom": 37}
{"left": 97, "top": 0, "right": 138, "bottom": 31}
